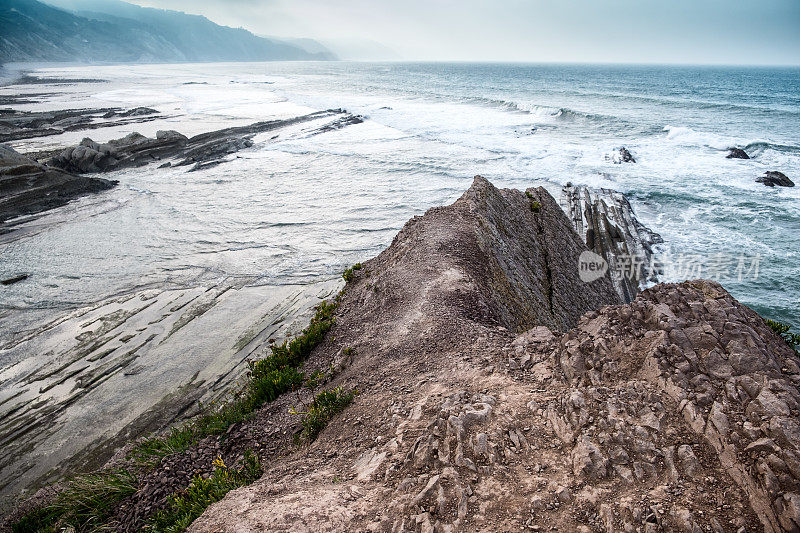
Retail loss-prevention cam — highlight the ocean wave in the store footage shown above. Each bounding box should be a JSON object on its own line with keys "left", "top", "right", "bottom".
{"left": 462, "top": 96, "right": 610, "bottom": 123}
{"left": 663, "top": 125, "right": 740, "bottom": 150}
{"left": 663, "top": 125, "right": 800, "bottom": 155}
{"left": 744, "top": 140, "right": 800, "bottom": 156}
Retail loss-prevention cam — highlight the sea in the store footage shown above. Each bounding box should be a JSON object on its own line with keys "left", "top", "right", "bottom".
{"left": 1, "top": 62, "right": 799, "bottom": 334}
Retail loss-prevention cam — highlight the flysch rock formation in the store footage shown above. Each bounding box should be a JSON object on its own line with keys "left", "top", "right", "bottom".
{"left": 49, "top": 109, "right": 363, "bottom": 174}
{"left": 0, "top": 109, "right": 365, "bottom": 230}
{"left": 0, "top": 144, "right": 116, "bottom": 225}
{"left": 0, "top": 106, "right": 160, "bottom": 144}
{"left": 561, "top": 184, "right": 664, "bottom": 304}
{"left": 184, "top": 177, "right": 800, "bottom": 532}
{"left": 0, "top": 279, "right": 341, "bottom": 508}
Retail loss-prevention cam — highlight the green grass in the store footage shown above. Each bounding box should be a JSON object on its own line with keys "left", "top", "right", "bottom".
{"left": 525, "top": 190, "right": 534, "bottom": 199}
{"left": 148, "top": 452, "right": 262, "bottom": 533}
{"left": 767, "top": 319, "right": 800, "bottom": 354}
{"left": 130, "top": 299, "right": 339, "bottom": 465}
{"left": 342, "top": 263, "right": 363, "bottom": 283}
{"left": 12, "top": 470, "right": 137, "bottom": 533}
{"left": 530, "top": 200, "right": 542, "bottom": 213}
{"left": 295, "top": 386, "right": 357, "bottom": 442}
{"left": 14, "top": 298, "right": 340, "bottom": 533}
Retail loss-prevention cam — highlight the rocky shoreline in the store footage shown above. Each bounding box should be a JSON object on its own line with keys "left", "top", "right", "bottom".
{"left": 5, "top": 177, "right": 799, "bottom": 532}
{"left": 0, "top": 106, "right": 363, "bottom": 230}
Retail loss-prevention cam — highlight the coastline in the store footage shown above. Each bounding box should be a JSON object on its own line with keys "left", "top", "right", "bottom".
{"left": 1, "top": 62, "right": 799, "bottom": 532}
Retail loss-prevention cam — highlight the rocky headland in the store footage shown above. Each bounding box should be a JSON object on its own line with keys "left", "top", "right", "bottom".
{"left": 5, "top": 177, "right": 799, "bottom": 532}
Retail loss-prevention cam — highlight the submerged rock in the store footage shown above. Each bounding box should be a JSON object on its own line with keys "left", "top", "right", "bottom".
{"left": 757, "top": 171, "right": 795, "bottom": 187}
{"left": 608, "top": 146, "right": 636, "bottom": 164}
{"left": 1, "top": 273, "right": 28, "bottom": 285}
{"left": 727, "top": 147, "right": 750, "bottom": 159}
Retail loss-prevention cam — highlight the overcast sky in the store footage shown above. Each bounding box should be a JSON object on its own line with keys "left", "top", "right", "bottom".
{"left": 129, "top": 0, "right": 800, "bottom": 65}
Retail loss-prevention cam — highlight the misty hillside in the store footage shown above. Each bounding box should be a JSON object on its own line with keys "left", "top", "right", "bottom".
{"left": 0, "top": 0, "right": 336, "bottom": 63}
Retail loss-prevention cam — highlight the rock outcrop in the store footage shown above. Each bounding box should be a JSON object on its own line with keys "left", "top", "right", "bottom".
{"left": 184, "top": 178, "right": 797, "bottom": 533}
{"left": 0, "top": 106, "right": 161, "bottom": 143}
{"left": 757, "top": 171, "right": 795, "bottom": 188}
{"left": 561, "top": 184, "right": 663, "bottom": 303}
{"left": 727, "top": 148, "right": 751, "bottom": 159}
{"left": 0, "top": 144, "right": 116, "bottom": 224}
{"left": 50, "top": 131, "right": 189, "bottom": 173}
{"left": 49, "top": 109, "right": 362, "bottom": 174}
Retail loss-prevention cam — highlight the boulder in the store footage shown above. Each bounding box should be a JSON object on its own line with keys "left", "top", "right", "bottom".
{"left": 726, "top": 148, "right": 750, "bottom": 159}
{"left": 756, "top": 171, "right": 794, "bottom": 188}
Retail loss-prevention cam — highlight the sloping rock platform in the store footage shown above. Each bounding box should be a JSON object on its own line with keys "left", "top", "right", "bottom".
{"left": 188, "top": 177, "right": 799, "bottom": 532}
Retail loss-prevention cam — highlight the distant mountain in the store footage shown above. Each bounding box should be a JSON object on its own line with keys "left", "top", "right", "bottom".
{"left": 279, "top": 36, "right": 401, "bottom": 62}
{"left": 281, "top": 37, "right": 401, "bottom": 62}
{"left": 319, "top": 39, "right": 402, "bottom": 62}
{"left": 0, "top": 0, "right": 336, "bottom": 63}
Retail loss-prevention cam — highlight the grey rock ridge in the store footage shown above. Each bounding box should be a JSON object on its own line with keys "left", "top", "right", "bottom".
{"left": 561, "top": 184, "right": 664, "bottom": 303}
{"left": 186, "top": 178, "right": 798, "bottom": 532}
{"left": 0, "top": 104, "right": 161, "bottom": 144}
{"left": 49, "top": 109, "right": 362, "bottom": 173}
{"left": 5, "top": 177, "right": 800, "bottom": 532}
{"left": 0, "top": 144, "right": 115, "bottom": 224}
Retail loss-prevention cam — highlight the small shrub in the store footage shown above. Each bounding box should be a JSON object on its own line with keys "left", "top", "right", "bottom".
{"left": 530, "top": 200, "right": 542, "bottom": 213}
{"left": 304, "top": 369, "right": 327, "bottom": 389}
{"left": 149, "top": 452, "right": 262, "bottom": 533}
{"left": 766, "top": 319, "right": 800, "bottom": 353}
{"left": 12, "top": 470, "right": 137, "bottom": 533}
{"left": 525, "top": 190, "right": 534, "bottom": 199}
{"left": 295, "top": 386, "right": 357, "bottom": 442}
{"left": 342, "top": 263, "right": 363, "bottom": 283}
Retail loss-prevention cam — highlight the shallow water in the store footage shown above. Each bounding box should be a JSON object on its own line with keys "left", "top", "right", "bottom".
{"left": 1, "top": 62, "right": 799, "bottom": 336}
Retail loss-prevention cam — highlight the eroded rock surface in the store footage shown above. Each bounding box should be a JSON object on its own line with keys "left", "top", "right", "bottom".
{"left": 561, "top": 184, "right": 663, "bottom": 303}
{"left": 186, "top": 178, "right": 798, "bottom": 532}
{"left": 0, "top": 144, "right": 116, "bottom": 224}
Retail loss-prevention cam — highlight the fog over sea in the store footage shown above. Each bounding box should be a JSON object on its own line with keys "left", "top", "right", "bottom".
{"left": 2, "top": 62, "right": 799, "bottom": 334}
